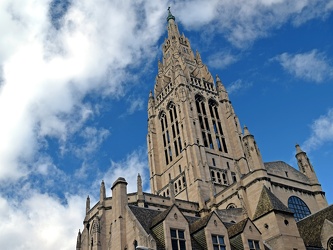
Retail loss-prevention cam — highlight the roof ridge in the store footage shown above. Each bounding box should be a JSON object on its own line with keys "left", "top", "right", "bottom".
{"left": 253, "top": 185, "right": 292, "bottom": 220}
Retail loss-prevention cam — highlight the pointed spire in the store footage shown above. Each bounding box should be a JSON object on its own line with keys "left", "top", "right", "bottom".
{"left": 216, "top": 74, "right": 225, "bottom": 90}
{"left": 243, "top": 126, "right": 250, "bottom": 136}
{"left": 167, "top": 7, "right": 175, "bottom": 22}
{"left": 100, "top": 180, "right": 106, "bottom": 202}
{"left": 295, "top": 144, "right": 319, "bottom": 183}
{"left": 295, "top": 144, "right": 303, "bottom": 154}
{"left": 216, "top": 74, "right": 229, "bottom": 101}
{"left": 196, "top": 50, "right": 202, "bottom": 65}
{"left": 76, "top": 229, "right": 82, "bottom": 249}
{"left": 137, "top": 173, "right": 143, "bottom": 195}
{"left": 158, "top": 60, "right": 163, "bottom": 75}
{"left": 148, "top": 90, "right": 155, "bottom": 106}
{"left": 137, "top": 173, "right": 145, "bottom": 207}
{"left": 86, "top": 195, "right": 90, "bottom": 214}
{"left": 216, "top": 74, "right": 221, "bottom": 83}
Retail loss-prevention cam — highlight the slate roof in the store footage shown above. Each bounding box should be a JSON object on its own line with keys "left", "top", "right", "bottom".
{"left": 150, "top": 204, "right": 176, "bottom": 228}
{"left": 297, "top": 204, "right": 333, "bottom": 248}
{"left": 189, "top": 213, "right": 213, "bottom": 234}
{"left": 227, "top": 218, "right": 248, "bottom": 238}
{"left": 253, "top": 185, "right": 292, "bottom": 220}
{"left": 265, "top": 161, "right": 310, "bottom": 183}
{"left": 128, "top": 205, "right": 162, "bottom": 234}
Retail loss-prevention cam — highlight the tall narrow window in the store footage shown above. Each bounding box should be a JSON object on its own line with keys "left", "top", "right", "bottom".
{"left": 173, "top": 105, "right": 177, "bottom": 119}
{"left": 165, "top": 150, "right": 169, "bottom": 165}
{"left": 213, "top": 120, "right": 218, "bottom": 134}
{"left": 169, "top": 109, "right": 174, "bottom": 122}
{"left": 178, "top": 137, "right": 182, "bottom": 151}
{"left": 199, "top": 116, "right": 205, "bottom": 129}
{"left": 211, "top": 171, "right": 216, "bottom": 182}
{"left": 164, "top": 102, "right": 182, "bottom": 164}
{"left": 161, "top": 119, "right": 165, "bottom": 132}
{"left": 170, "top": 229, "right": 186, "bottom": 250}
{"left": 172, "top": 125, "right": 176, "bottom": 138}
{"left": 174, "top": 141, "right": 179, "bottom": 156}
{"left": 208, "top": 134, "right": 214, "bottom": 149}
{"left": 209, "top": 104, "right": 215, "bottom": 118}
{"left": 222, "top": 172, "right": 228, "bottom": 185}
{"left": 231, "top": 172, "right": 237, "bottom": 183}
{"left": 204, "top": 118, "right": 210, "bottom": 131}
{"left": 201, "top": 102, "right": 206, "bottom": 115}
{"left": 167, "top": 131, "right": 170, "bottom": 143}
{"left": 222, "top": 138, "right": 228, "bottom": 153}
{"left": 176, "top": 121, "right": 180, "bottom": 135}
{"left": 248, "top": 239, "right": 260, "bottom": 250}
{"left": 217, "top": 172, "right": 221, "bottom": 183}
{"left": 202, "top": 132, "right": 208, "bottom": 147}
{"left": 214, "top": 106, "right": 220, "bottom": 120}
{"left": 212, "top": 235, "right": 226, "bottom": 250}
{"left": 216, "top": 137, "right": 222, "bottom": 151}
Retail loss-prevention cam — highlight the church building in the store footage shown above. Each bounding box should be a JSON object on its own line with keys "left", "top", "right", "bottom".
{"left": 76, "top": 9, "right": 333, "bottom": 250}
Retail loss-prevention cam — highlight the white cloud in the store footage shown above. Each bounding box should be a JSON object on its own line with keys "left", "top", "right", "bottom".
{"left": 127, "top": 97, "right": 144, "bottom": 114}
{"left": 0, "top": 0, "right": 167, "bottom": 181}
{"left": 72, "top": 126, "right": 110, "bottom": 159}
{"left": 102, "top": 148, "right": 149, "bottom": 193}
{"left": 0, "top": 191, "right": 86, "bottom": 250}
{"left": 0, "top": 1, "right": 164, "bottom": 249}
{"left": 208, "top": 51, "right": 239, "bottom": 69}
{"left": 227, "top": 79, "right": 253, "bottom": 95}
{"left": 173, "top": 0, "right": 333, "bottom": 47}
{"left": 303, "top": 108, "right": 333, "bottom": 152}
{"left": 274, "top": 50, "right": 333, "bottom": 82}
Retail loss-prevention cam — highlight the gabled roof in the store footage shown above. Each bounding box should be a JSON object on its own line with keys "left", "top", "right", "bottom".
{"left": 150, "top": 204, "right": 179, "bottom": 228}
{"left": 264, "top": 161, "right": 309, "bottom": 183}
{"left": 128, "top": 205, "right": 162, "bottom": 234}
{"left": 297, "top": 204, "right": 333, "bottom": 248}
{"left": 227, "top": 218, "right": 248, "bottom": 238}
{"left": 253, "top": 185, "right": 292, "bottom": 220}
{"left": 190, "top": 211, "right": 223, "bottom": 234}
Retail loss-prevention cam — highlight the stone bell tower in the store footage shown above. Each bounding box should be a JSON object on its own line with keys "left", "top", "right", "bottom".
{"left": 147, "top": 8, "right": 253, "bottom": 209}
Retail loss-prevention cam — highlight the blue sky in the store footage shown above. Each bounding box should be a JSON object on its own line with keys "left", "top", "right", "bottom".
{"left": 0, "top": 0, "right": 332, "bottom": 249}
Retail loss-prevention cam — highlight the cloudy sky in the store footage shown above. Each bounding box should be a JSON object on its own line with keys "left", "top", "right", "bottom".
{"left": 0, "top": 0, "right": 332, "bottom": 249}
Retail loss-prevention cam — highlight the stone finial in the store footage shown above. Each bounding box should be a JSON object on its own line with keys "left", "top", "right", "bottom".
{"left": 295, "top": 144, "right": 304, "bottom": 154}
{"left": 86, "top": 195, "right": 90, "bottom": 214}
{"left": 158, "top": 60, "right": 163, "bottom": 73}
{"left": 243, "top": 126, "right": 251, "bottom": 136}
{"left": 76, "top": 229, "right": 81, "bottom": 249}
{"left": 100, "top": 180, "right": 106, "bottom": 202}
{"left": 195, "top": 50, "right": 202, "bottom": 64}
{"left": 137, "top": 173, "right": 143, "bottom": 195}
{"left": 216, "top": 74, "right": 221, "bottom": 83}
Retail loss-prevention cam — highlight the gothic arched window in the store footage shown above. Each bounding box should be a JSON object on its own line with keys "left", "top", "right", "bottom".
{"left": 208, "top": 98, "right": 228, "bottom": 153}
{"left": 227, "top": 203, "right": 236, "bottom": 209}
{"left": 288, "top": 196, "right": 311, "bottom": 221}
{"left": 161, "top": 102, "right": 182, "bottom": 165}
{"left": 327, "top": 237, "right": 333, "bottom": 250}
